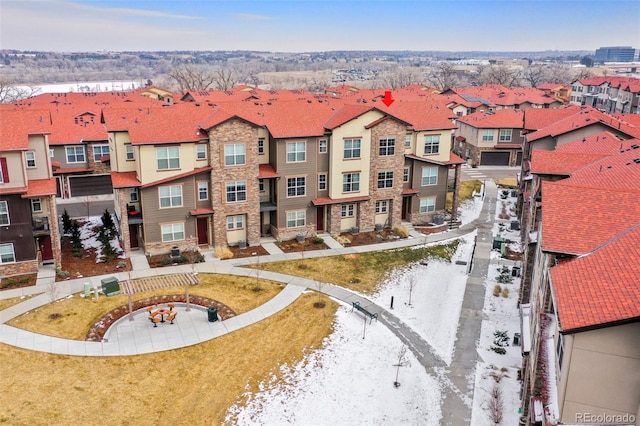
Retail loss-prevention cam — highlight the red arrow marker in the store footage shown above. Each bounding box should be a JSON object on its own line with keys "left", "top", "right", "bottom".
{"left": 382, "top": 90, "right": 395, "bottom": 106}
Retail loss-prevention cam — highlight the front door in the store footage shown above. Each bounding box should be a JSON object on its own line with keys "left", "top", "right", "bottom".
{"left": 401, "top": 197, "right": 410, "bottom": 220}
{"left": 39, "top": 235, "right": 54, "bottom": 264}
{"left": 197, "top": 217, "right": 208, "bottom": 245}
{"left": 316, "top": 206, "right": 324, "bottom": 231}
{"left": 129, "top": 224, "right": 139, "bottom": 248}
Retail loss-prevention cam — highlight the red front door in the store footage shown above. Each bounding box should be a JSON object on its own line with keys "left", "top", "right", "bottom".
{"left": 197, "top": 217, "right": 208, "bottom": 245}
{"left": 39, "top": 235, "right": 54, "bottom": 263}
{"left": 316, "top": 206, "right": 324, "bottom": 231}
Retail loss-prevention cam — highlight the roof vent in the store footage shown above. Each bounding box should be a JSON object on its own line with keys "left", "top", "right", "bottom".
{"left": 633, "top": 158, "right": 640, "bottom": 164}
{"left": 631, "top": 144, "right": 639, "bottom": 150}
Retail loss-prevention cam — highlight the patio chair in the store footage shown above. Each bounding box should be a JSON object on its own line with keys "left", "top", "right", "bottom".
{"left": 151, "top": 316, "right": 161, "bottom": 327}
{"left": 166, "top": 312, "right": 177, "bottom": 324}
{"left": 167, "top": 303, "right": 175, "bottom": 311}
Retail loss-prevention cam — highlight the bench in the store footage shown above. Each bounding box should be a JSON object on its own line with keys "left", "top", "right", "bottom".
{"left": 351, "top": 301, "right": 378, "bottom": 323}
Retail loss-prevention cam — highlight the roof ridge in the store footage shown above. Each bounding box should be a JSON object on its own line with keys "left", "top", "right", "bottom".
{"left": 578, "top": 222, "right": 640, "bottom": 259}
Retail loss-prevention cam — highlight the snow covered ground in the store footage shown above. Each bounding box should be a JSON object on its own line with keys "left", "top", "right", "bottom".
{"left": 77, "top": 216, "right": 124, "bottom": 263}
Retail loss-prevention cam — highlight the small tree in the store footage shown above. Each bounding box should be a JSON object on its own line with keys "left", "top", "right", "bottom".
{"left": 393, "top": 345, "right": 411, "bottom": 387}
{"left": 70, "top": 220, "right": 83, "bottom": 257}
{"left": 46, "top": 281, "right": 61, "bottom": 319}
{"left": 487, "top": 383, "right": 504, "bottom": 424}
{"left": 408, "top": 274, "right": 417, "bottom": 306}
{"left": 61, "top": 209, "right": 72, "bottom": 235}
{"left": 101, "top": 209, "right": 115, "bottom": 238}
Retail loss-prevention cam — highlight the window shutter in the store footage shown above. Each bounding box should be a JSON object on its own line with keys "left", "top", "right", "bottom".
{"left": 0, "top": 158, "right": 8, "bottom": 183}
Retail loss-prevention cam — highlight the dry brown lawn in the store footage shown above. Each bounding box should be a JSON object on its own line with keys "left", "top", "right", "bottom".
{"left": 495, "top": 177, "right": 518, "bottom": 188}
{"left": 0, "top": 295, "right": 28, "bottom": 312}
{"left": 447, "top": 179, "right": 482, "bottom": 210}
{"left": 7, "top": 274, "right": 283, "bottom": 340}
{"left": 0, "top": 293, "right": 338, "bottom": 425}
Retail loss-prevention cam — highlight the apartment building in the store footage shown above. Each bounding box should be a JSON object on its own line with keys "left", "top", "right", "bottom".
{"left": 569, "top": 76, "right": 640, "bottom": 114}
{"left": 0, "top": 109, "right": 61, "bottom": 276}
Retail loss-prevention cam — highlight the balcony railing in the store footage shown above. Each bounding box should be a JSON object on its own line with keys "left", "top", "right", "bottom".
{"left": 32, "top": 216, "right": 50, "bottom": 235}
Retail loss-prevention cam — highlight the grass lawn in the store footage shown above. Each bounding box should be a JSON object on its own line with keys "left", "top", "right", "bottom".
{"left": 7, "top": 274, "right": 284, "bottom": 340}
{"left": 495, "top": 177, "right": 518, "bottom": 188}
{"left": 0, "top": 292, "right": 339, "bottom": 425}
{"left": 0, "top": 295, "right": 29, "bottom": 312}
{"left": 447, "top": 179, "right": 482, "bottom": 210}
{"left": 251, "top": 241, "right": 461, "bottom": 294}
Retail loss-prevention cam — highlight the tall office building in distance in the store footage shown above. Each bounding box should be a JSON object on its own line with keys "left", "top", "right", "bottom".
{"left": 594, "top": 46, "right": 639, "bottom": 63}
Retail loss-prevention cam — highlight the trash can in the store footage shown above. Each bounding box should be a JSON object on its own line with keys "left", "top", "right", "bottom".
{"left": 513, "top": 332, "right": 521, "bottom": 346}
{"left": 171, "top": 246, "right": 180, "bottom": 257}
{"left": 207, "top": 306, "right": 218, "bottom": 322}
{"left": 101, "top": 276, "right": 120, "bottom": 296}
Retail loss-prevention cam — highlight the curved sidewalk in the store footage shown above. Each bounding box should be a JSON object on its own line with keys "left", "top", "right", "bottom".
{"left": 0, "top": 184, "right": 494, "bottom": 358}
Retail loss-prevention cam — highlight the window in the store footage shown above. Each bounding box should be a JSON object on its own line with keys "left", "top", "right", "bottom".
{"left": 66, "top": 146, "right": 86, "bottom": 163}
{"left": 0, "top": 243, "right": 16, "bottom": 264}
{"left": 25, "top": 151, "right": 36, "bottom": 168}
{"left": 161, "top": 223, "right": 184, "bottom": 242}
{"left": 318, "top": 174, "right": 327, "bottom": 190}
{"left": 421, "top": 167, "right": 438, "bottom": 186}
{"left": 556, "top": 333, "right": 565, "bottom": 371}
{"left": 403, "top": 167, "right": 410, "bottom": 183}
{"left": 224, "top": 144, "right": 246, "bottom": 166}
{"left": 31, "top": 198, "right": 42, "bottom": 213}
{"left": 375, "top": 200, "right": 388, "bottom": 214}
{"left": 258, "top": 139, "right": 265, "bottom": 155}
{"left": 342, "top": 172, "right": 360, "bottom": 192}
{"left": 341, "top": 204, "right": 355, "bottom": 218}
{"left": 286, "top": 141, "right": 306, "bottom": 162}
{"left": 379, "top": 137, "right": 395, "bottom": 156}
{"left": 259, "top": 179, "right": 265, "bottom": 192}
{"left": 287, "top": 177, "right": 306, "bottom": 197}
{"left": 423, "top": 135, "right": 440, "bottom": 155}
{"left": 196, "top": 144, "right": 207, "bottom": 160}
{"left": 49, "top": 149, "right": 54, "bottom": 158}
{"left": 377, "top": 171, "right": 394, "bottom": 188}
{"left": 157, "top": 146, "right": 180, "bottom": 170}
{"left": 159, "top": 185, "right": 182, "bottom": 208}
{"left": 125, "top": 144, "right": 134, "bottom": 161}
{"left": 130, "top": 188, "right": 139, "bottom": 202}
{"left": 226, "top": 181, "right": 247, "bottom": 202}
{"left": 198, "top": 182, "right": 208, "bottom": 201}
{"left": 420, "top": 198, "right": 436, "bottom": 213}
{"left": 499, "top": 129, "right": 512, "bottom": 142}
{"left": 286, "top": 211, "right": 306, "bottom": 228}
{"left": 343, "top": 139, "right": 361, "bottom": 159}
{"left": 319, "top": 139, "right": 327, "bottom": 153}
{"left": 93, "top": 145, "right": 110, "bottom": 162}
{"left": 404, "top": 134, "right": 412, "bottom": 148}
{"left": 0, "top": 201, "right": 9, "bottom": 225}
{"left": 482, "top": 130, "right": 494, "bottom": 142}
{"left": 227, "top": 215, "right": 244, "bottom": 230}
{"left": 0, "top": 157, "right": 6, "bottom": 183}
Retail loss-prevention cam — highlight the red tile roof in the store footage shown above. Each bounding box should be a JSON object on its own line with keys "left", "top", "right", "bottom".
{"left": 456, "top": 109, "right": 524, "bottom": 129}
{"left": 401, "top": 188, "right": 419, "bottom": 195}
{"left": 523, "top": 104, "right": 582, "bottom": 130}
{"left": 0, "top": 185, "right": 28, "bottom": 195}
{"left": 530, "top": 151, "right": 610, "bottom": 175}
{"left": 258, "top": 164, "right": 279, "bottom": 178}
{"left": 140, "top": 166, "right": 212, "bottom": 189}
{"left": 0, "top": 109, "right": 52, "bottom": 150}
{"left": 190, "top": 207, "right": 215, "bottom": 215}
{"left": 405, "top": 152, "right": 466, "bottom": 166}
{"left": 110, "top": 171, "right": 141, "bottom": 188}
{"left": 23, "top": 178, "right": 57, "bottom": 197}
{"left": 53, "top": 167, "right": 92, "bottom": 174}
{"left": 311, "top": 195, "right": 371, "bottom": 205}
{"left": 550, "top": 225, "right": 640, "bottom": 332}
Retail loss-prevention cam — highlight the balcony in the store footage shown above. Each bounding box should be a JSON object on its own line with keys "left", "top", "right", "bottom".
{"left": 32, "top": 216, "right": 50, "bottom": 236}
{"left": 126, "top": 204, "right": 143, "bottom": 224}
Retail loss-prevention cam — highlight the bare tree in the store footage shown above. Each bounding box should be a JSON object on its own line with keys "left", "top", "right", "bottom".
{"left": 408, "top": 274, "right": 417, "bottom": 306}
{"left": 485, "top": 64, "right": 521, "bottom": 87}
{"left": 46, "top": 281, "right": 61, "bottom": 319}
{"left": 427, "top": 62, "right": 459, "bottom": 92}
{"left": 521, "top": 65, "right": 547, "bottom": 88}
{"left": 544, "top": 62, "right": 574, "bottom": 85}
{"left": 487, "top": 382, "right": 505, "bottom": 424}
{"left": 380, "top": 67, "right": 422, "bottom": 89}
{"left": 393, "top": 345, "right": 411, "bottom": 387}
{"left": 573, "top": 67, "right": 594, "bottom": 81}
{"left": 167, "top": 64, "right": 218, "bottom": 91}
{"left": 212, "top": 67, "right": 237, "bottom": 90}
{"left": 0, "top": 79, "right": 40, "bottom": 103}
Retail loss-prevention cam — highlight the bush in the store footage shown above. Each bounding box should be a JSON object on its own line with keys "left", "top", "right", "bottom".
{"left": 501, "top": 287, "right": 510, "bottom": 298}
{"left": 215, "top": 246, "right": 234, "bottom": 260}
{"left": 56, "top": 268, "right": 70, "bottom": 278}
{"left": 311, "top": 236, "right": 324, "bottom": 245}
{"left": 392, "top": 226, "right": 410, "bottom": 238}
{"left": 194, "top": 254, "right": 205, "bottom": 263}
{"left": 493, "top": 284, "right": 502, "bottom": 297}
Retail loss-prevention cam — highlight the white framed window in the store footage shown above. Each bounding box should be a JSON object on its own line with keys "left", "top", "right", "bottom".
{"left": 319, "top": 139, "right": 327, "bottom": 153}
{"left": 404, "top": 134, "right": 412, "bottom": 148}
{"left": 66, "top": 146, "right": 86, "bottom": 163}
{"left": 287, "top": 176, "right": 306, "bottom": 197}
{"left": 342, "top": 172, "right": 360, "bottom": 192}
{"left": 403, "top": 167, "right": 410, "bottom": 183}
{"left": 49, "top": 149, "right": 54, "bottom": 158}
{"left": 343, "top": 139, "right": 361, "bottom": 159}
{"left": 318, "top": 173, "right": 327, "bottom": 190}
{"left": 258, "top": 139, "right": 265, "bottom": 155}
{"left": 224, "top": 144, "right": 246, "bottom": 166}
{"left": 482, "top": 129, "right": 494, "bottom": 142}
{"left": 197, "top": 182, "right": 209, "bottom": 201}
{"left": 286, "top": 141, "right": 306, "bottom": 162}
{"left": 161, "top": 223, "right": 185, "bottom": 242}
{"left": 375, "top": 200, "right": 388, "bottom": 214}
{"left": 130, "top": 188, "right": 139, "bottom": 202}
{"left": 259, "top": 179, "right": 265, "bottom": 192}
{"left": 226, "top": 181, "right": 247, "bottom": 202}
{"left": 499, "top": 129, "right": 512, "bottom": 142}
{"left": 31, "top": 198, "right": 42, "bottom": 213}
{"left": 286, "top": 211, "right": 306, "bottom": 228}
{"left": 377, "top": 171, "right": 394, "bottom": 188}
{"left": 420, "top": 197, "right": 436, "bottom": 213}
{"left": 0, "top": 159, "right": 4, "bottom": 183}
{"left": 379, "top": 137, "right": 395, "bottom": 156}
{"left": 0, "top": 201, "right": 9, "bottom": 225}
{"left": 125, "top": 144, "right": 134, "bottom": 161}
{"left": 0, "top": 243, "right": 16, "bottom": 264}
{"left": 421, "top": 167, "right": 438, "bottom": 186}
{"left": 196, "top": 144, "right": 207, "bottom": 160}
{"left": 157, "top": 146, "right": 180, "bottom": 170}
{"left": 25, "top": 151, "right": 36, "bottom": 168}
{"left": 341, "top": 204, "right": 355, "bottom": 218}
{"left": 424, "top": 135, "right": 440, "bottom": 155}
{"left": 93, "top": 145, "right": 110, "bottom": 162}
{"left": 227, "top": 215, "right": 244, "bottom": 230}
{"left": 159, "top": 185, "right": 182, "bottom": 208}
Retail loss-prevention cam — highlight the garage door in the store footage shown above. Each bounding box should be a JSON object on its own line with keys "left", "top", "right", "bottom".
{"left": 480, "top": 151, "right": 510, "bottom": 166}
{"left": 69, "top": 175, "right": 113, "bottom": 197}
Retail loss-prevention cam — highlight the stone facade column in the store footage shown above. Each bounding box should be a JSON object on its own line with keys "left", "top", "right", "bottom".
{"left": 329, "top": 204, "right": 342, "bottom": 235}
{"left": 47, "top": 195, "right": 62, "bottom": 267}
{"left": 117, "top": 190, "right": 131, "bottom": 256}
{"left": 451, "top": 164, "right": 461, "bottom": 220}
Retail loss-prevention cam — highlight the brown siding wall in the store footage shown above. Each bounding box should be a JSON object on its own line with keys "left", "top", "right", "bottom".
{"left": 0, "top": 195, "right": 37, "bottom": 262}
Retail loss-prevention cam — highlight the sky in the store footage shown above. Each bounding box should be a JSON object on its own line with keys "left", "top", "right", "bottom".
{"left": 1, "top": 0, "right": 639, "bottom": 53}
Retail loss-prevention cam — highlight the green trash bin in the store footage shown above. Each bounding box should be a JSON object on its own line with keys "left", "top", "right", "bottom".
{"left": 101, "top": 277, "right": 120, "bottom": 297}
{"left": 207, "top": 306, "right": 218, "bottom": 322}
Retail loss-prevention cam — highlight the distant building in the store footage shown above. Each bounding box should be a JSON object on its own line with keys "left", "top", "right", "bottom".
{"left": 594, "top": 46, "right": 639, "bottom": 63}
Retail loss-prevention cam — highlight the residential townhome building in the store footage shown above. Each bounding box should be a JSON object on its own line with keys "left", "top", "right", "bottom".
{"left": 454, "top": 109, "right": 525, "bottom": 166}
{"left": 0, "top": 109, "right": 60, "bottom": 276}
{"left": 517, "top": 134, "right": 640, "bottom": 425}
{"left": 442, "top": 85, "right": 564, "bottom": 110}
{"left": 569, "top": 76, "right": 640, "bottom": 114}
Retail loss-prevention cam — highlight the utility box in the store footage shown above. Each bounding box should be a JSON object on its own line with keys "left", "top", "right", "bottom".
{"left": 84, "top": 282, "right": 91, "bottom": 297}
{"left": 493, "top": 237, "right": 505, "bottom": 250}
{"left": 207, "top": 306, "right": 218, "bottom": 322}
{"left": 511, "top": 220, "right": 520, "bottom": 231}
{"left": 433, "top": 214, "right": 444, "bottom": 225}
{"left": 101, "top": 277, "right": 120, "bottom": 297}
